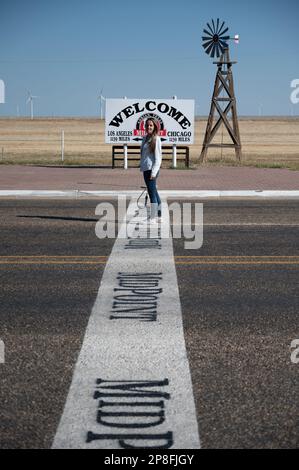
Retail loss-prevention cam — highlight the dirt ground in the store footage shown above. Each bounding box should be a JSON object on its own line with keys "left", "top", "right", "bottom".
{"left": 0, "top": 117, "right": 298, "bottom": 169}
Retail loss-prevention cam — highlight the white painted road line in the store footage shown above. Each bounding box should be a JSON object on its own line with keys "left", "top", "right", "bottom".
{"left": 1, "top": 189, "right": 299, "bottom": 199}
{"left": 52, "top": 197, "right": 201, "bottom": 449}
{"left": 204, "top": 223, "right": 299, "bottom": 226}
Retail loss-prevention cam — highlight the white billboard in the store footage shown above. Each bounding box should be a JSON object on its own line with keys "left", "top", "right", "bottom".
{"left": 105, "top": 98, "right": 195, "bottom": 145}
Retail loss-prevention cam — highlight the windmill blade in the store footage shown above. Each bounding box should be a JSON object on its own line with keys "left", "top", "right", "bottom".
{"left": 203, "top": 29, "right": 213, "bottom": 37}
{"left": 218, "top": 21, "right": 226, "bottom": 36}
{"left": 203, "top": 43, "right": 213, "bottom": 55}
{"left": 219, "top": 35, "right": 230, "bottom": 43}
{"left": 215, "top": 43, "right": 221, "bottom": 57}
{"left": 206, "top": 22, "right": 214, "bottom": 35}
{"left": 218, "top": 42, "right": 225, "bottom": 55}
{"left": 202, "top": 41, "right": 212, "bottom": 52}
{"left": 216, "top": 18, "right": 220, "bottom": 33}
{"left": 211, "top": 43, "right": 217, "bottom": 58}
{"left": 202, "top": 36, "right": 214, "bottom": 41}
{"left": 219, "top": 27, "right": 229, "bottom": 37}
{"left": 202, "top": 40, "right": 213, "bottom": 50}
{"left": 211, "top": 19, "right": 216, "bottom": 34}
{"left": 215, "top": 42, "right": 220, "bottom": 58}
{"left": 202, "top": 39, "right": 213, "bottom": 49}
{"left": 204, "top": 41, "right": 215, "bottom": 56}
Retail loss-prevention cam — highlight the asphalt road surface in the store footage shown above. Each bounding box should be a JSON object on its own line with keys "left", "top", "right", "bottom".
{"left": 0, "top": 198, "right": 298, "bottom": 449}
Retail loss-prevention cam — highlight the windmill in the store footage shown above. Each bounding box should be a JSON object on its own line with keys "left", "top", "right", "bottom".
{"left": 200, "top": 19, "right": 242, "bottom": 162}
{"left": 97, "top": 88, "right": 106, "bottom": 120}
{"left": 26, "top": 90, "right": 38, "bottom": 120}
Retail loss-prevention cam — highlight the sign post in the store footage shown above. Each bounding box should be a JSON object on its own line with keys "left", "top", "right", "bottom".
{"left": 124, "top": 144, "right": 128, "bottom": 170}
{"left": 172, "top": 96, "right": 177, "bottom": 168}
{"left": 123, "top": 96, "right": 128, "bottom": 170}
{"left": 172, "top": 144, "right": 177, "bottom": 168}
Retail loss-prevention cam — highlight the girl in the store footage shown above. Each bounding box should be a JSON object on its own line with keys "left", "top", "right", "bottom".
{"left": 140, "top": 118, "right": 162, "bottom": 222}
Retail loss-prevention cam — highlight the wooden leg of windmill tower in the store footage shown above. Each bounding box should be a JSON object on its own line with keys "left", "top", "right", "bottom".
{"left": 200, "top": 141, "right": 209, "bottom": 163}
{"left": 229, "top": 72, "right": 242, "bottom": 162}
{"left": 235, "top": 146, "right": 242, "bottom": 161}
{"left": 232, "top": 112, "right": 242, "bottom": 161}
{"left": 200, "top": 68, "right": 223, "bottom": 163}
{"left": 200, "top": 99, "right": 217, "bottom": 163}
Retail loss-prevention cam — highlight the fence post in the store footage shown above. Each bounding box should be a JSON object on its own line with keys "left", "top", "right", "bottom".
{"left": 61, "top": 130, "right": 64, "bottom": 163}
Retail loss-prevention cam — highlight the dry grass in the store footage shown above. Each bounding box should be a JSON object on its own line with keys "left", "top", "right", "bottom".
{"left": 0, "top": 117, "right": 298, "bottom": 170}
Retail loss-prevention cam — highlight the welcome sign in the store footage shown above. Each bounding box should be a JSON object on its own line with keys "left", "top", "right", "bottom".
{"left": 105, "top": 99, "right": 195, "bottom": 144}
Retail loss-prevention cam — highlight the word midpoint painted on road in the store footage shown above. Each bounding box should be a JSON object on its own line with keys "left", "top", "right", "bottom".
{"left": 111, "top": 272, "right": 162, "bottom": 322}
{"left": 87, "top": 378, "right": 173, "bottom": 449}
{"left": 86, "top": 208, "right": 174, "bottom": 448}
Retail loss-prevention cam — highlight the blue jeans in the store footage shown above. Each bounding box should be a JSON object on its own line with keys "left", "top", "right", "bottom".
{"left": 143, "top": 170, "right": 161, "bottom": 218}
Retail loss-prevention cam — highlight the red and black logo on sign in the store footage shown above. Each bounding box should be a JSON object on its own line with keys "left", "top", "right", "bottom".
{"left": 134, "top": 113, "right": 167, "bottom": 137}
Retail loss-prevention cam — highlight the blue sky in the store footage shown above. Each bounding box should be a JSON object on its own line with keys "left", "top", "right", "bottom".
{"left": 0, "top": 0, "right": 298, "bottom": 116}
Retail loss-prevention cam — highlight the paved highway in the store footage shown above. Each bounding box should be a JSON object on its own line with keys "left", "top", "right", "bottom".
{"left": 0, "top": 198, "right": 298, "bottom": 448}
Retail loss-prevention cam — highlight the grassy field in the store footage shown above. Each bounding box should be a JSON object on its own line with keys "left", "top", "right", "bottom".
{"left": 0, "top": 117, "right": 298, "bottom": 170}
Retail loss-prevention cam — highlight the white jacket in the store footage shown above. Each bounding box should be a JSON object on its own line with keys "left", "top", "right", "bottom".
{"left": 140, "top": 135, "right": 162, "bottom": 177}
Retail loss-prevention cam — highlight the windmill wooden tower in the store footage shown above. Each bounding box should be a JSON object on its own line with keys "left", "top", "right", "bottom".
{"left": 200, "top": 19, "right": 242, "bottom": 162}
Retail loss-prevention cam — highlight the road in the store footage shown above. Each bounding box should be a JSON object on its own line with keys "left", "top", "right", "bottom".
{"left": 0, "top": 198, "right": 298, "bottom": 449}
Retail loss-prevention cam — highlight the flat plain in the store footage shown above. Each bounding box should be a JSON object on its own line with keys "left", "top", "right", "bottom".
{"left": 0, "top": 117, "right": 298, "bottom": 169}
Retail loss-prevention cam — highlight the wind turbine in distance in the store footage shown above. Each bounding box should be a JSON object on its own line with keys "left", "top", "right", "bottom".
{"left": 97, "top": 88, "right": 106, "bottom": 120}
{"left": 258, "top": 103, "right": 263, "bottom": 117}
{"left": 26, "top": 90, "right": 38, "bottom": 120}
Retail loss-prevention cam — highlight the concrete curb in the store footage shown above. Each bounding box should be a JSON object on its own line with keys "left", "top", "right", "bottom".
{"left": 1, "top": 189, "right": 299, "bottom": 199}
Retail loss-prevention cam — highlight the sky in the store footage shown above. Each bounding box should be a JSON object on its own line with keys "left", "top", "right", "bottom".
{"left": 0, "top": 0, "right": 298, "bottom": 117}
